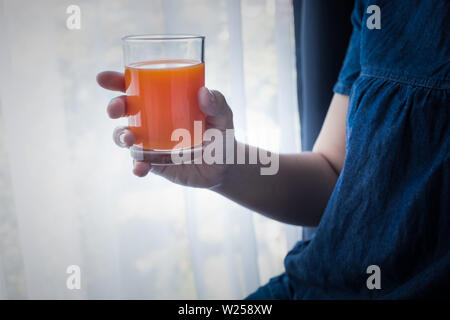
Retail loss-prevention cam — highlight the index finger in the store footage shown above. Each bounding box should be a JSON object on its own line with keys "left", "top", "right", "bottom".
{"left": 96, "top": 71, "right": 126, "bottom": 92}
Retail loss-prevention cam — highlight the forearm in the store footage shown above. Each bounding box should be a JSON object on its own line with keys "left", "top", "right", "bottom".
{"left": 211, "top": 142, "right": 339, "bottom": 226}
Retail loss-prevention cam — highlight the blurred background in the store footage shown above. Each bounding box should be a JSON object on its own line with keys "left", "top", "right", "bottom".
{"left": 0, "top": 0, "right": 302, "bottom": 299}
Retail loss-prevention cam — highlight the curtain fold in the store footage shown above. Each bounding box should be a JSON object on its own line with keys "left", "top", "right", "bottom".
{"left": 0, "top": 0, "right": 300, "bottom": 299}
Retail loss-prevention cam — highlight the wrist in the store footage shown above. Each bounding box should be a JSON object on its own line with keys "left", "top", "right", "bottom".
{"left": 208, "top": 139, "right": 240, "bottom": 192}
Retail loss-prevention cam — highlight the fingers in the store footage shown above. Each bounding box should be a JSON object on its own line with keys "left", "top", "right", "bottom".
{"left": 99, "top": 70, "right": 150, "bottom": 178}
{"left": 113, "top": 126, "right": 135, "bottom": 148}
{"left": 97, "top": 71, "right": 126, "bottom": 92}
{"left": 133, "top": 160, "right": 151, "bottom": 177}
{"left": 107, "top": 96, "right": 127, "bottom": 119}
{"left": 198, "top": 87, "right": 233, "bottom": 130}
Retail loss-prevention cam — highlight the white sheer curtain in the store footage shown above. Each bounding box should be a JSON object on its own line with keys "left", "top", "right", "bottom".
{"left": 0, "top": 0, "right": 301, "bottom": 299}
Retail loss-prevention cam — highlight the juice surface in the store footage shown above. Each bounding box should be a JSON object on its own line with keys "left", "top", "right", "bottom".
{"left": 125, "top": 59, "right": 205, "bottom": 150}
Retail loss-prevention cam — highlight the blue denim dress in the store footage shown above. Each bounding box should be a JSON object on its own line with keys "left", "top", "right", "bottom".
{"left": 247, "top": 0, "right": 449, "bottom": 299}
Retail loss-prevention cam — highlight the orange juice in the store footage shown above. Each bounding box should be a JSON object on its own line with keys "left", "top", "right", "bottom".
{"left": 125, "top": 59, "right": 205, "bottom": 150}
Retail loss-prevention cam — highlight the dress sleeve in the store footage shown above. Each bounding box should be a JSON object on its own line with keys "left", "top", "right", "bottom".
{"left": 333, "top": 1, "right": 364, "bottom": 96}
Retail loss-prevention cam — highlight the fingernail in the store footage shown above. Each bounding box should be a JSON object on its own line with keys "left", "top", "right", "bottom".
{"left": 207, "top": 88, "right": 216, "bottom": 105}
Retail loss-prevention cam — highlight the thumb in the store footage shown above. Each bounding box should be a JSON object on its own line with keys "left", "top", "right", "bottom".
{"left": 198, "top": 87, "right": 233, "bottom": 130}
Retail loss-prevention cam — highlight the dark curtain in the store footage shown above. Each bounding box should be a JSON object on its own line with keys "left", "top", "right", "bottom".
{"left": 293, "top": 0, "right": 354, "bottom": 239}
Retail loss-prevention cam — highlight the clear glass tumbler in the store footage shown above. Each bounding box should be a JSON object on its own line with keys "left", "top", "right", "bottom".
{"left": 121, "top": 34, "right": 205, "bottom": 164}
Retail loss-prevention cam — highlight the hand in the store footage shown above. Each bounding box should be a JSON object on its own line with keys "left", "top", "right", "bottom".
{"left": 96, "top": 71, "right": 235, "bottom": 188}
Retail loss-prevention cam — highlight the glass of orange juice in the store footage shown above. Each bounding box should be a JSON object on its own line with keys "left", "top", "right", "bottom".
{"left": 121, "top": 34, "right": 206, "bottom": 164}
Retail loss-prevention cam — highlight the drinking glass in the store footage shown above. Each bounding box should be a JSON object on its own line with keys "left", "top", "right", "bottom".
{"left": 120, "top": 34, "right": 205, "bottom": 164}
